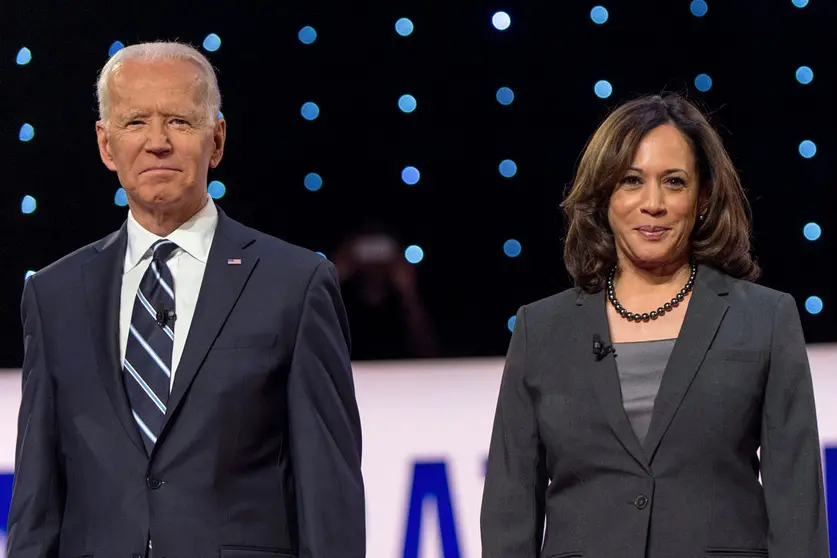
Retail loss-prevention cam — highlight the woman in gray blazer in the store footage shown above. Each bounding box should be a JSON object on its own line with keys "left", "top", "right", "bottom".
{"left": 480, "top": 93, "right": 828, "bottom": 558}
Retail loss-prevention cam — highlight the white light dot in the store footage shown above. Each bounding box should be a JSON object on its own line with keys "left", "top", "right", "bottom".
{"left": 492, "top": 11, "right": 511, "bottom": 31}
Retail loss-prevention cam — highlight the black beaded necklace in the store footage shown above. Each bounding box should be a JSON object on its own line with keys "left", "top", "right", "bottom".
{"left": 607, "top": 262, "right": 697, "bottom": 322}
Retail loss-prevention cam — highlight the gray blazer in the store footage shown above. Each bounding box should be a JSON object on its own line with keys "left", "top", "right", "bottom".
{"left": 481, "top": 264, "right": 828, "bottom": 558}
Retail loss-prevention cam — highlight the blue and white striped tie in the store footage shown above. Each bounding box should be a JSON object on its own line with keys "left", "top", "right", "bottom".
{"left": 123, "top": 239, "right": 178, "bottom": 454}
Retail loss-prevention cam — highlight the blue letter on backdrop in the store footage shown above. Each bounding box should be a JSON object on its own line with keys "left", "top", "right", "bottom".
{"left": 402, "top": 461, "right": 461, "bottom": 558}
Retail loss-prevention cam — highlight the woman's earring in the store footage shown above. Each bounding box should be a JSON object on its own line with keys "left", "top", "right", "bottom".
{"left": 699, "top": 214, "right": 705, "bottom": 221}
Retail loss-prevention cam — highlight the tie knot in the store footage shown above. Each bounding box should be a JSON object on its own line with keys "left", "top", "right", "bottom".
{"left": 151, "top": 239, "right": 178, "bottom": 262}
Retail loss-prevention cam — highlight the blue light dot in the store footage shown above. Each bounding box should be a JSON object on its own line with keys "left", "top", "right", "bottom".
{"left": 19, "top": 123, "right": 35, "bottom": 142}
{"left": 690, "top": 0, "right": 708, "bottom": 16}
{"left": 499, "top": 159, "right": 518, "bottom": 178}
{"left": 114, "top": 188, "right": 128, "bottom": 207}
{"left": 25, "top": 270, "right": 36, "bottom": 281}
{"left": 298, "top": 26, "right": 317, "bottom": 44}
{"left": 316, "top": 252, "right": 326, "bottom": 259}
{"left": 395, "top": 17, "right": 415, "bottom": 36}
{"left": 796, "top": 66, "right": 814, "bottom": 85}
{"left": 594, "top": 80, "right": 613, "bottom": 99}
{"left": 496, "top": 86, "right": 515, "bottom": 105}
{"left": 803, "top": 222, "right": 822, "bottom": 241}
{"left": 16, "top": 47, "right": 32, "bottom": 65}
{"left": 401, "top": 166, "right": 420, "bottom": 185}
{"left": 304, "top": 173, "right": 323, "bottom": 192}
{"left": 398, "top": 94, "right": 417, "bottom": 113}
{"left": 492, "top": 11, "right": 511, "bottom": 31}
{"left": 805, "top": 296, "right": 823, "bottom": 315}
{"left": 218, "top": 111, "right": 224, "bottom": 120}
{"left": 108, "top": 41, "right": 124, "bottom": 57}
{"left": 590, "top": 6, "right": 609, "bottom": 24}
{"left": 202, "top": 33, "right": 221, "bottom": 52}
{"left": 208, "top": 180, "right": 226, "bottom": 199}
{"left": 21, "top": 195, "right": 37, "bottom": 215}
{"left": 504, "top": 239, "right": 522, "bottom": 258}
{"left": 695, "top": 73, "right": 713, "bottom": 92}
{"left": 799, "top": 140, "right": 817, "bottom": 158}
{"left": 507, "top": 315, "right": 517, "bottom": 332}
{"left": 301, "top": 101, "right": 320, "bottom": 120}
{"left": 792, "top": 0, "right": 809, "bottom": 6}
{"left": 405, "top": 245, "right": 424, "bottom": 264}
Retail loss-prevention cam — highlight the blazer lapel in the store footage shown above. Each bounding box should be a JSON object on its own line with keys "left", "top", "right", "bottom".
{"left": 643, "top": 265, "right": 730, "bottom": 463}
{"left": 158, "top": 210, "right": 258, "bottom": 439}
{"left": 573, "top": 290, "right": 651, "bottom": 473}
{"left": 82, "top": 224, "right": 147, "bottom": 456}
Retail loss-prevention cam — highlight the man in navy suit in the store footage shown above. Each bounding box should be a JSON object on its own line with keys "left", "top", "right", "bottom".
{"left": 7, "top": 41, "right": 365, "bottom": 558}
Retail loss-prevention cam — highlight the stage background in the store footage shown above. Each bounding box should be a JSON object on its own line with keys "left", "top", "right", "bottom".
{"left": 2, "top": 344, "right": 837, "bottom": 557}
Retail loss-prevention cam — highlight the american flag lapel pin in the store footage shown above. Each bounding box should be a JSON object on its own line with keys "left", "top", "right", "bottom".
{"left": 227, "top": 258, "right": 242, "bottom": 265}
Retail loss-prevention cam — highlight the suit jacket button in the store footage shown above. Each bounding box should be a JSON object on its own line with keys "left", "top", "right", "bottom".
{"left": 146, "top": 477, "right": 163, "bottom": 489}
{"left": 634, "top": 494, "right": 649, "bottom": 509}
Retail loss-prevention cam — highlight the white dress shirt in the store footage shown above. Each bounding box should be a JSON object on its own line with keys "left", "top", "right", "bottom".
{"left": 119, "top": 196, "right": 218, "bottom": 390}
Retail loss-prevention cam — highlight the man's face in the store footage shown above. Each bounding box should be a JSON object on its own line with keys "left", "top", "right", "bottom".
{"left": 96, "top": 59, "right": 225, "bottom": 215}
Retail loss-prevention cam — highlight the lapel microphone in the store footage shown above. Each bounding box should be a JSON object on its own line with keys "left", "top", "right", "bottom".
{"left": 592, "top": 334, "right": 616, "bottom": 361}
{"left": 156, "top": 308, "right": 177, "bottom": 329}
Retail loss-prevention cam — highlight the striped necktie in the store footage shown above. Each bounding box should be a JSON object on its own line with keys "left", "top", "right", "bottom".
{"left": 123, "top": 239, "right": 178, "bottom": 454}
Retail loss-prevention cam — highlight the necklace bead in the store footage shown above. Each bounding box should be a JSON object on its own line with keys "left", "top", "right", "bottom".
{"left": 607, "top": 262, "right": 697, "bottom": 323}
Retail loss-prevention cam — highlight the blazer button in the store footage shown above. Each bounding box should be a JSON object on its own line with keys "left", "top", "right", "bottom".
{"left": 634, "top": 494, "right": 649, "bottom": 509}
{"left": 146, "top": 477, "right": 163, "bottom": 489}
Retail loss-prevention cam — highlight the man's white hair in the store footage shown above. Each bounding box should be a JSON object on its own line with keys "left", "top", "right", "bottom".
{"left": 96, "top": 41, "right": 221, "bottom": 124}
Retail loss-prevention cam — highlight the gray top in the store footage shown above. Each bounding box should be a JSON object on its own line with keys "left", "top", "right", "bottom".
{"left": 612, "top": 338, "right": 676, "bottom": 447}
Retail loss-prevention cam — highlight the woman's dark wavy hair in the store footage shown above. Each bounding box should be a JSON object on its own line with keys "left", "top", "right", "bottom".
{"left": 561, "top": 92, "right": 760, "bottom": 293}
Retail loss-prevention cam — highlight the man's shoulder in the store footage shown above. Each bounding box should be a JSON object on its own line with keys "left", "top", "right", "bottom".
{"left": 30, "top": 229, "right": 121, "bottom": 285}
{"left": 222, "top": 216, "right": 328, "bottom": 278}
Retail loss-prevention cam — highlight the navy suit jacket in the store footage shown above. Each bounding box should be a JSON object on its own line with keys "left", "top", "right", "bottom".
{"left": 7, "top": 208, "right": 365, "bottom": 558}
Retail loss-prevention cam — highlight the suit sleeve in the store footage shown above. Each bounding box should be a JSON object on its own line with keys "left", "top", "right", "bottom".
{"left": 760, "top": 293, "right": 829, "bottom": 557}
{"left": 480, "top": 306, "right": 547, "bottom": 558}
{"left": 7, "top": 278, "right": 64, "bottom": 558}
{"left": 288, "top": 259, "right": 365, "bottom": 558}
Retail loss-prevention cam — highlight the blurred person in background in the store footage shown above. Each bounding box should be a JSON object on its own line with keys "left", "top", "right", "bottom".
{"left": 7, "top": 41, "right": 364, "bottom": 558}
{"left": 481, "top": 93, "right": 827, "bottom": 557}
{"left": 333, "top": 225, "right": 439, "bottom": 361}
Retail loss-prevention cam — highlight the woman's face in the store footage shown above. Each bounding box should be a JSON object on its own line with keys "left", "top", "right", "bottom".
{"left": 607, "top": 124, "right": 701, "bottom": 270}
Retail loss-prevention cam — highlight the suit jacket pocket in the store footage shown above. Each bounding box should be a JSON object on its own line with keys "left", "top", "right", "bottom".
{"left": 212, "top": 333, "right": 278, "bottom": 350}
{"left": 220, "top": 546, "right": 297, "bottom": 557}
{"left": 705, "top": 548, "right": 768, "bottom": 556}
{"left": 545, "top": 552, "right": 584, "bottom": 558}
{"left": 704, "top": 348, "right": 766, "bottom": 363}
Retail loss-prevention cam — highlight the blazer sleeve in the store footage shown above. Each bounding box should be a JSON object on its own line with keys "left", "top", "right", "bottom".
{"left": 7, "top": 278, "right": 65, "bottom": 558}
{"left": 480, "top": 306, "right": 547, "bottom": 558}
{"left": 760, "top": 293, "right": 829, "bottom": 557}
{"left": 287, "top": 259, "right": 365, "bottom": 558}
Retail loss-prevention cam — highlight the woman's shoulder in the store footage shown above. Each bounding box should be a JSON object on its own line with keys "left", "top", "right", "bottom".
{"left": 519, "top": 286, "right": 588, "bottom": 321}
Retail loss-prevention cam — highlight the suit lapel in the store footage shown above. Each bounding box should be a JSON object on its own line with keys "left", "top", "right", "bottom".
{"left": 573, "top": 290, "right": 651, "bottom": 473}
{"left": 643, "top": 265, "right": 730, "bottom": 463}
{"left": 82, "top": 224, "right": 147, "bottom": 456}
{"left": 158, "top": 210, "right": 258, "bottom": 439}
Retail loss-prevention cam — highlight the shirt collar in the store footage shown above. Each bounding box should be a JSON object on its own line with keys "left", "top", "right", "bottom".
{"left": 124, "top": 195, "right": 218, "bottom": 273}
